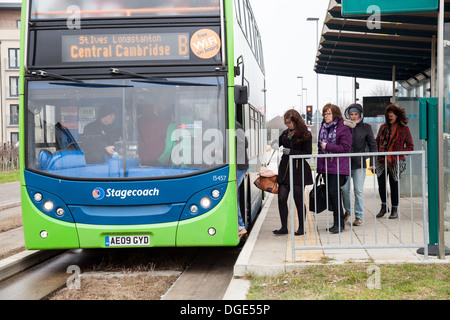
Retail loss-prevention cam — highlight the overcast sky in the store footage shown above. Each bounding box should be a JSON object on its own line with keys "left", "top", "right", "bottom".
{"left": 250, "top": 0, "right": 390, "bottom": 120}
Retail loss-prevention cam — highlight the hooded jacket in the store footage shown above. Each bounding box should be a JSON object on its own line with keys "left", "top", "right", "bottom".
{"left": 343, "top": 103, "right": 377, "bottom": 170}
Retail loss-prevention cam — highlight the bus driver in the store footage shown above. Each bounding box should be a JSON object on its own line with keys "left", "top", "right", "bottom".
{"left": 82, "top": 105, "right": 122, "bottom": 164}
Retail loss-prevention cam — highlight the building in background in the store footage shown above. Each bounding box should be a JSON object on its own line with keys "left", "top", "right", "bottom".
{"left": 0, "top": 1, "right": 21, "bottom": 146}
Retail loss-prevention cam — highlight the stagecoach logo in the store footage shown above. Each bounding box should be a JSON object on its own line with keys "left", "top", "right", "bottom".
{"left": 92, "top": 187, "right": 160, "bottom": 200}
{"left": 92, "top": 187, "right": 105, "bottom": 200}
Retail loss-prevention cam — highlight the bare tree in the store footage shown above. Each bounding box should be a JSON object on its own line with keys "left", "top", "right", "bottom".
{"left": 370, "top": 84, "right": 391, "bottom": 96}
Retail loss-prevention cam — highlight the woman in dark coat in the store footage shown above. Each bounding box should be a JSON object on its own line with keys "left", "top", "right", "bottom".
{"left": 274, "top": 109, "right": 313, "bottom": 235}
{"left": 317, "top": 104, "right": 352, "bottom": 233}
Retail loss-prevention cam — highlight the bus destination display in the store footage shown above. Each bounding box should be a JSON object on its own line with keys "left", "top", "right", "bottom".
{"left": 62, "top": 32, "right": 190, "bottom": 62}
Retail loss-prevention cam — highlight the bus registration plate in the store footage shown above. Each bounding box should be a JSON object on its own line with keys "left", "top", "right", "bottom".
{"left": 105, "top": 235, "right": 150, "bottom": 247}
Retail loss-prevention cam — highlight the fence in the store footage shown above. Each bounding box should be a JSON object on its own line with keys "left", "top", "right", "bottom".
{"left": 288, "top": 151, "right": 428, "bottom": 261}
{"left": 0, "top": 143, "right": 19, "bottom": 172}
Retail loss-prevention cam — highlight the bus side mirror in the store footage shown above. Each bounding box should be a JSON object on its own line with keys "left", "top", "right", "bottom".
{"left": 235, "top": 85, "right": 248, "bottom": 105}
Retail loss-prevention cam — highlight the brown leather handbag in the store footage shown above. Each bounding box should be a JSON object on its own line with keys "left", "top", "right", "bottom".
{"left": 254, "top": 166, "right": 278, "bottom": 194}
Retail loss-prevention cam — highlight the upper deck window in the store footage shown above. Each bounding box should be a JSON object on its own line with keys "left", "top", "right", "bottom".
{"left": 31, "top": 0, "right": 220, "bottom": 20}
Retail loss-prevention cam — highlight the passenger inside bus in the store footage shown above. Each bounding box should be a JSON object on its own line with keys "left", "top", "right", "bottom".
{"left": 157, "top": 108, "right": 177, "bottom": 165}
{"left": 81, "top": 105, "right": 122, "bottom": 164}
{"left": 137, "top": 103, "right": 169, "bottom": 166}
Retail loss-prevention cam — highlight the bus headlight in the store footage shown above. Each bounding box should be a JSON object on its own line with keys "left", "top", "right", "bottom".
{"left": 190, "top": 204, "right": 199, "bottom": 214}
{"left": 208, "top": 228, "right": 216, "bottom": 236}
{"left": 200, "top": 197, "right": 211, "bottom": 209}
{"left": 40, "top": 230, "right": 48, "bottom": 239}
{"left": 43, "top": 201, "right": 54, "bottom": 211}
{"left": 34, "top": 193, "right": 43, "bottom": 202}
{"left": 56, "top": 207, "right": 65, "bottom": 216}
{"left": 211, "top": 189, "right": 220, "bottom": 199}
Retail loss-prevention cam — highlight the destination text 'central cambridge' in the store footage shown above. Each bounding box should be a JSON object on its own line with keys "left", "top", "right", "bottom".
{"left": 62, "top": 33, "right": 190, "bottom": 62}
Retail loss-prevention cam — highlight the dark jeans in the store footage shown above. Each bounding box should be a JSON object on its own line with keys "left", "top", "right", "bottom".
{"left": 377, "top": 171, "right": 399, "bottom": 207}
{"left": 323, "top": 174, "right": 347, "bottom": 229}
{"left": 277, "top": 184, "right": 307, "bottom": 233}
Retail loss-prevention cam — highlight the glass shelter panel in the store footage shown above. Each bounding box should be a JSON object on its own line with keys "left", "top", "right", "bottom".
{"left": 26, "top": 77, "right": 226, "bottom": 179}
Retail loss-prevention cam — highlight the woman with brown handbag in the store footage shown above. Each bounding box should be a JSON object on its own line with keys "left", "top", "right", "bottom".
{"left": 274, "top": 109, "right": 313, "bottom": 235}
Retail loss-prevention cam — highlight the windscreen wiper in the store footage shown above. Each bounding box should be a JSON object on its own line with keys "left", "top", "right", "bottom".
{"left": 32, "top": 70, "right": 133, "bottom": 88}
{"left": 31, "top": 70, "right": 84, "bottom": 83}
{"left": 109, "top": 67, "right": 217, "bottom": 87}
{"left": 49, "top": 82, "right": 134, "bottom": 88}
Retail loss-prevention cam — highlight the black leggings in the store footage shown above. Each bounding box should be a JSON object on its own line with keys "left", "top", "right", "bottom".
{"left": 323, "top": 174, "right": 347, "bottom": 228}
{"left": 277, "top": 184, "right": 306, "bottom": 233}
{"left": 377, "top": 171, "right": 399, "bottom": 207}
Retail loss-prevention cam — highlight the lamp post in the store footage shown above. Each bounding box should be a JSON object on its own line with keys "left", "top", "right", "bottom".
{"left": 307, "top": 17, "right": 319, "bottom": 129}
{"left": 297, "top": 76, "right": 304, "bottom": 114}
{"left": 303, "top": 88, "right": 308, "bottom": 107}
{"left": 297, "top": 94, "right": 303, "bottom": 115}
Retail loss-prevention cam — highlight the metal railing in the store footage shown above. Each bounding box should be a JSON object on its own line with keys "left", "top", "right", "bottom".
{"left": 288, "top": 151, "right": 428, "bottom": 261}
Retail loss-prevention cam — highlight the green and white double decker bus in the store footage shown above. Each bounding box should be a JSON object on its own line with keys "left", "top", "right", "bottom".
{"left": 20, "top": 0, "right": 266, "bottom": 249}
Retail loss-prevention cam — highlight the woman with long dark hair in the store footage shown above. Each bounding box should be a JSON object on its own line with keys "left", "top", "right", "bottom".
{"left": 274, "top": 109, "right": 313, "bottom": 235}
{"left": 375, "top": 104, "right": 414, "bottom": 219}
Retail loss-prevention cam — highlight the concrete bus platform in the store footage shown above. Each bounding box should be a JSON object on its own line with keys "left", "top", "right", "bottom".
{"left": 223, "top": 187, "right": 449, "bottom": 299}
{"left": 232, "top": 189, "right": 449, "bottom": 279}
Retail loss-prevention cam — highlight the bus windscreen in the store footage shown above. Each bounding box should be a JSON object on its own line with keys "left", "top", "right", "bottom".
{"left": 26, "top": 77, "right": 227, "bottom": 179}
{"left": 31, "top": 0, "right": 220, "bottom": 20}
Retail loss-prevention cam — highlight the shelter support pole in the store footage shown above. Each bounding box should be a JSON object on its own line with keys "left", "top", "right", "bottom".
{"left": 392, "top": 65, "right": 396, "bottom": 103}
{"left": 431, "top": 35, "right": 436, "bottom": 97}
{"left": 438, "top": 0, "right": 446, "bottom": 258}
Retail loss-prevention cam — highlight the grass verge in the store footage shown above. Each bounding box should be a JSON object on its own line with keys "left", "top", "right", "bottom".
{"left": 0, "top": 171, "right": 19, "bottom": 184}
{"left": 247, "top": 264, "right": 450, "bottom": 300}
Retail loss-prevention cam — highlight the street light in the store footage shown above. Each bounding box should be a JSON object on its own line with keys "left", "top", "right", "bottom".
{"left": 303, "top": 88, "right": 308, "bottom": 106}
{"left": 297, "top": 76, "right": 304, "bottom": 114}
{"left": 297, "top": 94, "right": 303, "bottom": 115}
{"left": 307, "top": 17, "right": 320, "bottom": 133}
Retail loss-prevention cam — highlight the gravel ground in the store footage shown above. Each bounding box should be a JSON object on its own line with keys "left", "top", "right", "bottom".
{"left": 46, "top": 273, "right": 179, "bottom": 300}
{"left": 45, "top": 248, "right": 198, "bottom": 300}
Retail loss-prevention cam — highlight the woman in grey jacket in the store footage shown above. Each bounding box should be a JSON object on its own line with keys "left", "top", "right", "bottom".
{"left": 341, "top": 103, "right": 377, "bottom": 226}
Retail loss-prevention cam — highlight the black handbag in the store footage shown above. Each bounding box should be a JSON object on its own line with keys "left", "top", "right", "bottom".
{"left": 309, "top": 174, "right": 333, "bottom": 213}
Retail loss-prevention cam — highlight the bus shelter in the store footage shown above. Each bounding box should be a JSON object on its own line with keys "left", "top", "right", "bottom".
{"left": 313, "top": 0, "right": 450, "bottom": 257}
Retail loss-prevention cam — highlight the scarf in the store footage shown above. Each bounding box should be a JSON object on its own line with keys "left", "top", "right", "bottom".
{"left": 376, "top": 122, "right": 407, "bottom": 180}
{"left": 319, "top": 119, "right": 338, "bottom": 150}
{"left": 378, "top": 123, "right": 398, "bottom": 165}
{"left": 287, "top": 129, "right": 296, "bottom": 140}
